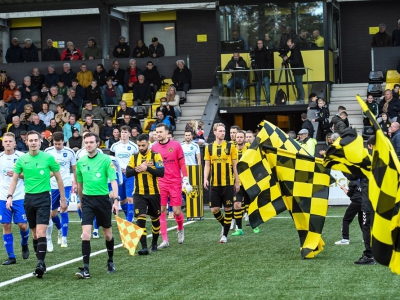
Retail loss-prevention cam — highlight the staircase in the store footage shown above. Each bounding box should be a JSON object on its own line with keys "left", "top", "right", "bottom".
{"left": 174, "top": 89, "right": 211, "bottom": 142}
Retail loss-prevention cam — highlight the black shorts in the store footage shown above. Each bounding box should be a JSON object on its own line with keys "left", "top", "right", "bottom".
{"left": 24, "top": 192, "right": 51, "bottom": 229}
{"left": 81, "top": 195, "right": 112, "bottom": 228}
{"left": 209, "top": 186, "right": 235, "bottom": 209}
{"left": 134, "top": 194, "right": 161, "bottom": 217}
{"left": 235, "top": 186, "right": 251, "bottom": 205}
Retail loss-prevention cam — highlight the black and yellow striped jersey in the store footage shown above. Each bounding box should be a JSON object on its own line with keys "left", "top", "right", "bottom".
{"left": 127, "top": 150, "right": 164, "bottom": 195}
{"left": 204, "top": 141, "right": 237, "bottom": 186}
{"left": 236, "top": 144, "right": 248, "bottom": 161}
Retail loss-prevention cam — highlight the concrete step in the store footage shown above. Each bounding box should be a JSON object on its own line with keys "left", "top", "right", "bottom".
{"left": 332, "top": 83, "right": 369, "bottom": 89}
{"left": 186, "top": 94, "right": 209, "bottom": 103}
{"left": 181, "top": 102, "right": 207, "bottom": 108}
{"left": 187, "top": 89, "right": 212, "bottom": 94}
{"left": 331, "top": 90, "right": 368, "bottom": 97}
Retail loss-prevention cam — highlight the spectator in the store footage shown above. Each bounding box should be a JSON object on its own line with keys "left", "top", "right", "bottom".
{"left": 389, "top": 122, "right": 400, "bottom": 157}
{"left": 28, "top": 114, "right": 46, "bottom": 132}
{"left": 8, "top": 91, "right": 27, "bottom": 123}
{"left": 150, "top": 110, "right": 171, "bottom": 131}
{"left": 3, "top": 80, "right": 18, "bottom": 103}
{"left": 130, "top": 127, "right": 139, "bottom": 144}
{"left": 224, "top": 52, "right": 248, "bottom": 100}
{"left": 31, "top": 68, "right": 45, "bottom": 91}
{"left": 93, "top": 64, "right": 108, "bottom": 87}
{"left": 379, "top": 112, "right": 391, "bottom": 135}
{"left": 57, "top": 78, "right": 68, "bottom": 97}
{"left": 102, "top": 77, "right": 121, "bottom": 106}
{"left": 39, "top": 84, "right": 50, "bottom": 101}
{"left": 132, "top": 39, "right": 149, "bottom": 58}
{"left": 149, "top": 37, "right": 165, "bottom": 58}
{"left": 40, "top": 130, "right": 53, "bottom": 150}
{"left": 46, "top": 118, "right": 63, "bottom": 134}
{"left": 21, "top": 38, "right": 39, "bottom": 62}
{"left": 107, "top": 60, "right": 125, "bottom": 95}
{"left": 16, "top": 131, "right": 29, "bottom": 151}
{"left": 38, "top": 102, "right": 54, "bottom": 127}
{"left": 113, "top": 36, "right": 131, "bottom": 58}
{"left": 362, "top": 94, "right": 379, "bottom": 126}
{"left": 165, "top": 87, "right": 181, "bottom": 118}
{"left": 29, "top": 92, "right": 43, "bottom": 114}
{"left": 279, "top": 26, "right": 297, "bottom": 48}
{"left": 20, "top": 76, "right": 36, "bottom": 101}
{"left": 71, "top": 78, "right": 86, "bottom": 100}
{"left": 82, "top": 37, "right": 102, "bottom": 60}
{"left": 0, "top": 100, "right": 9, "bottom": 124}
{"left": 134, "top": 75, "right": 151, "bottom": 105}
{"left": 67, "top": 127, "right": 82, "bottom": 152}
{"left": 100, "top": 117, "right": 115, "bottom": 146}
{"left": 312, "top": 98, "right": 330, "bottom": 141}
{"left": 108, "top": 128, "right": 120, "bottom": 148}
{"left": 124, "top": 59, "right": 143, "bottom": 92}
{"left": 82, "top": 114, "right": 99, "bottom": 135}
{"left": 230, "top": 29, "right": 248, "bottom": 50}
{"left": 312, "top": 30, "right": 324, "bottom": 47}
{"left": 116, "top": 100, "right": 137, "bottom": 125}
{"left": 55, "top": 103, "right": 70, "bottom": 128}
{"left": 301, "top": 112, "right": 314, "bottom": 138}
{"left": 59, "top": 63, "right": 77, "bottom": 87}
{"left": 378, "top": 89, "right": 400, "bottom": 122}
{"left": 142, "top": 61, "right": 161, "bottom": 102}
{"left": 307, "top": 93, "right": 318, "bottom": 109}
{"left": 332, "top": 111, "right": 350, "bottom": 135}
{"left": 5, "top": 37, "right": 23, "bottom": 63}
{"left": 45, "top": 64, "right": 60, "bottom": 88}
{"left": 264, "top": 32, "right": 275, "bottom": 49}
{"left": 330, "top": 105, "right": 349, "bottom": 129}
{"left": 119, "top": 114, "right": 142, "bottom": 133}
{"left": 63, "top": 114, "right": 81, "bottom": 142}
{"left": 0, "top": 108, "right": 5, "bottom": 136}
{"left": 157, "top": 100, "right": 176, "bottom": 131}
{"left": 8, "top": 116, "right": 27, "bottom": 140}
{"left": 42, "top": 39, "right": 60, "bottom": 61}
{"left": 0, "top": 69, "right": 10, "bottom": 99}
{"left": 254, "top": 39, "right": 272, "bottom": 106}
{"left": 297, "top": 129, "right": 317, "bottom": 156}
{"left": 371, "top": 23, "right": 392, "bottom": 47}
{"left": 63, "top": 88, "right": 83, "bottom": 117}
{"left": 392, "top": 84, "right": 400, "bottom": 100}
{"left": 298, "top": 30, "right": 309, "bottom": 48}
{"left": 86, "top": 79, "right": 102, "bottom": 106}
{"left": 46, "top": 86, "right": 64, "bottom": 113}
{"left": 393, "top": 19, "right": 400, "bottom": 46}
{"left": 172, "top": 60, "right": 192, "bottom": 96}
{"left": 61, "top": 41, "right": 83, "bottom": 61}
{"left": 77, "top": 63, "right": 93, "bottom": 88}
{"left": 283, "top": 38, "right": 306, "bottom": 102}
{"left": 81, "top": 101, "right": 108, "bottom": 125}
{"left": 319, "top": 132, "right": 333, "bottom": 157}
{"left": 20, "top": 104, "right": 36, "bottom": 126}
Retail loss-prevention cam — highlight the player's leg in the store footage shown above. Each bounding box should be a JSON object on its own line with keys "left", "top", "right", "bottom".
{"left": 119, "top": 180, "right": 128, "bottom": 219}
{"left": 170, "top": 184, "right": 185, "bottom": 244}
{"left": 125, "top": 175, "right": 135, "bottom": 222}
{"left": 232, "top": 190, "right": 244, "bottom": 236}
{"left": 134, "top": 195, "right": 148, "bottom": 254}
{"left": 60, "top": 186, "right": 72, "bottom": 247}
{"left": 210, "top": 186, "right": 224, "bottom": 227}
{"left": 1, "top": 201, "right": 17, "bottom": 265}
{"left": 336, "top": 202, "right": 359, "bottom": 245}
{"left": 13, "top": 199, "right": 30, "bottom": 259}
{"left": 47, "top": 189, "right": 61, "bottom": 251}
{"left": 168, "top": 198, "right": 174, "bottom": 219}
{"left": 221, "top": 186, "right": 234, "bottom": 243}
{"left": 149, "top": 195, "right": 161, "bottom": 252}
{"left": 158, "top": 185, "right": 169, "bottom": 249}
{"left": 97, "top": 196, "right": 115, "bottom": 274}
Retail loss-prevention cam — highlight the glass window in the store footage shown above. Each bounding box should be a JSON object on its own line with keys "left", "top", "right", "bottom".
{"left": 143, "top": 22, "right": 176, "bottom": 56}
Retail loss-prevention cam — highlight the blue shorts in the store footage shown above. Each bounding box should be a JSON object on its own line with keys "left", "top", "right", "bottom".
{"left": 51, "top": 186, "right": 72, "bottom": 210}
{"left": 118, "top": 173, "right": 134, "bottom": 200}
{"left": 0, "top": 200, "right": 28, "bottom": 224}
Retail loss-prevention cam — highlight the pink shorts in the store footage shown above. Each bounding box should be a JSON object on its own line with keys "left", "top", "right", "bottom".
{"left": 160, "top": 183, "right": 182, "bottom": 207}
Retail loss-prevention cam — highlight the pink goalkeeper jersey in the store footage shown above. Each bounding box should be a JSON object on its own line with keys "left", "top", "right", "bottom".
{"left": 152, "top": 139, "right": 185, "bottom": 185}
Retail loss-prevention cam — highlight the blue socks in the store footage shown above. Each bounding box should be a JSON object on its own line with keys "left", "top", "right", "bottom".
{"left": 3, "top": 233, "right": 15, "bottom": 258}
{"left": 60, "top": 212, "right": 69, "bottom": 237}
{"left": 120, "top": 203, "right": 128, "bottom": 218}
{"left": 93, "top": 217, "right": 99, "bottom": 230}
{"left": 127, "top": 203, "right": 134, "bottom": 222}
{"left": 20, "top": 228, "right": 30, "bottom": 246}
{"left": 52, "top": 215, "right": 62, "bottom": 230}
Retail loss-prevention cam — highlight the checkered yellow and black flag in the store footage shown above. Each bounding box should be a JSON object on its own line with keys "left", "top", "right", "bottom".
{"left": 238, "top": 121, "right": 333, "bottom": 259}
{"left": 115, "top": 215, "right": 144, "bottom": 256}
{"left": 323, "top": 128, "right": 371, "bottom": 178}
{"left": 356, "top": 94, "right": 400, "bottom": 275}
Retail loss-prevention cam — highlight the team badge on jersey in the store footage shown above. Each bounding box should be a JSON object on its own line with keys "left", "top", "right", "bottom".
{"left": 127, "top": 146, "right": 131, "bottom": 150}
{"left": 40, "top": 170, "right": 44, "bottom": 175}
{"left": 147, "top": 159, "right": 154, "bottom": 166}
{"left": 169, "top": 148, "right": 173, "bottom": 152}
{"left": 224, "top": 148, "right": 229, "bottom": 154}
{"left": 135, "top": 209, "right": 139, "bottom": 215}
{"left": 63, "top": 153, "right": 67, "bottom": 157}
{"left": 96, "top": 173, "right": 101, "bottom": 178}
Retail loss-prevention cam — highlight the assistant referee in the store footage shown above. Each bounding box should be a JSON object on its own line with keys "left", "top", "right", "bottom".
{"left": 75, "top": 132, "right": 119, "bottom": 279}
{"left": 6, "top": 130, "right": 66, "bottom": 279}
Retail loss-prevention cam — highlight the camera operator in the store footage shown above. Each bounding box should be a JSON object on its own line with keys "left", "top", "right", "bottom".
{"left": 283, "top": 38, "right": 305, "bottom": 103}
{"left": 253, "top": 39, "right": 272, "bottom": 106}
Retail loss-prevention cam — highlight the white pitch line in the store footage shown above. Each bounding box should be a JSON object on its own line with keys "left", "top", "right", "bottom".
{"left": 0, "top": 220, "right": 196, "bottom": 288}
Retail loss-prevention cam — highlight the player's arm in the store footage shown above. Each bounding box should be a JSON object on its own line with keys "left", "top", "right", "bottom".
{"left": 110, "top": 179, "right": 119, "bottom": 215}
{"left": 71, "top": 165, "right": 77, "bottom": 191}
{"left": 54, "top": 171, "right": 67, "bottom": 212}
{"left": 203, "top": 160, "right": 210, "bottom": 190}
{"left": 6, "top": 172, "right": 21, "bottom": 210}
{"left": 196, "top": 153, "right": 201, "bottom": 165}
{"left": 179, "top": 156, "right": 192, "bottom": 193}
{"left": 115, "top": 160, "right": 123, "bottom": 185}
{"left": 146, "top": 156, "right": 164, "bottom": 177}
{"left": 232, "top": 158, "right": 240, "bottom": 193}
{"left": 126, "top": 155, "right": 138, "bottom": 178}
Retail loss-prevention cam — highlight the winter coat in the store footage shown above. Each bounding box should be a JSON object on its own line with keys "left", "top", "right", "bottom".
{"left": 83, "top": 45, "right": 102, "bottom": 59}
{"left": 5, "top": 45, "right": 23, "bottom": 63}
{"left": 113, "top": 42, "right": 131, "bottom": 58}
{"left": 132, "top": 44, "right": 149, "bottom": 58}
{"left": 142, "top": 66, "right": 162, "bottom": 87}
{"left": 42, "top": 47, "right": 61, "bottom": 61}
{"left": 21, "top": 44, "right": 39, "bottom": 62}
{"left": 224, "top": 56, "right": 248, "bottom": 79}
{"left": 172, "top": 66, "right": 192, "bottom": 87}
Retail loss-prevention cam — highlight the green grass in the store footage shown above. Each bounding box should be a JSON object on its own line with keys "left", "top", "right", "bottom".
{"left": 0, "top": 207, "right": 399, "bottom": 299}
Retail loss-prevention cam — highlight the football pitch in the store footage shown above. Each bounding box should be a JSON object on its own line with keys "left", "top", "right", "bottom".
{"left": 0, "top": 207, "right": 399, "bottom": 299}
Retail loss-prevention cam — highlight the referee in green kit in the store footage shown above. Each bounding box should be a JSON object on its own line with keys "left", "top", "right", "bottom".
{"left": 6, "top": 130, "right": 66, "bottom": 279}
{"left": 75, "top": 132, "right": 120, "bottom": 279}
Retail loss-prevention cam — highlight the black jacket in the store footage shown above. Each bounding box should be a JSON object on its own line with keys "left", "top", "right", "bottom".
{"left": 46, "top": 124, "right": 63, "bottom": 134}
{"left": 287, "top": 45, "right": 305, "bottom": 75}
{"left": 31, "top": 74, "right": 45, "bottom": 91}
{"left": 315, "top": 106, "right": 330, "bottom": 129}
{"left": 392, "top": 28, "right": 400, "bottom": 46}
{"left": 42, "top": 47, "right": 61, "bottom": 61}
{"left": 86, "top": 86, "right": 102, "bottom": 103}
{"left": 134, "top": 82, "right": 151, "bottom": 101}
{"left": 371, "top": 31, "right": 392, "bottom": 47}
{"left": 148, "top": 43, "right": 165, "bottom": 57}
{"left": 254, "top": 46, "right": 272, "bottom": 78}
{"left": 6, "top": 45, "right": 23, "bottom": 63}
{"left": 112, "top": 42, "right": 131, "bottom": 58}
{"left": 30, "top": 100, "right": 43, "bottom": 114}
{"left": 100, "top": 125, "right": 115, "bottom": 141}
{"left": 224, "top": 56, "right": 248, "bottom": 79}
{"left": 9, "top": 124, "right": 27, "bottom": 139}
{"left": 172, "top": 66, "right": 192, "bottom": 87}
{"left": 142, "top": 66, "right": 161, "bottom": 87}
{"left": 132, "top": 44, "right": 149, "bottom": 58}
{"left": 28, "top": 120, "right": 46, "bottom": 132}
{"left": 347, "top": 180, "right": 362, "bottom": 204}
{"left": 93, "top": 69, "right": 108, "bottom": 87}
{"left": 68, "top": 136, "right": 82, "bottom": 150}
{"left": 378, "top": 98, "right": 400, "bottom": 119}
{"left": 22, "top": 44, "right": 40, "bottom": 62}
{"left": 107, "top": 69, "right": 125, "bottom": 86}
{"left": 116, "top": 107, "right": 137, "bottom": 124}
{"left": 63, "top": 96, "right": 83, "bottom": 116}
{"left": 119, "top": 120, "right": 142, "bottom": 133}
{"left": 60, "top": 71, "right": 77, "bottom": 88}
{"left": 20, "top": 84, "right": 37, "bottom": 101}
{"left": 301, "top": 119, "right": 314, "bottom": 138}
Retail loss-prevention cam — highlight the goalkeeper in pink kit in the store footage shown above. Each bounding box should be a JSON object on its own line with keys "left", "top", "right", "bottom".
{"left": 152, "top": 123, "right": 192, "bottom": 249}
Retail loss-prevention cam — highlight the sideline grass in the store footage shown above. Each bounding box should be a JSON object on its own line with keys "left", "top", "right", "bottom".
{"left": 0, "top": 207, "right": 399, "bottom": 299}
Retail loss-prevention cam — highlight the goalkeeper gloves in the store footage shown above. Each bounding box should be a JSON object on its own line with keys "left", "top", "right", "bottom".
{"left": 182, "top": 177, "right": 193, "bottom": 194}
